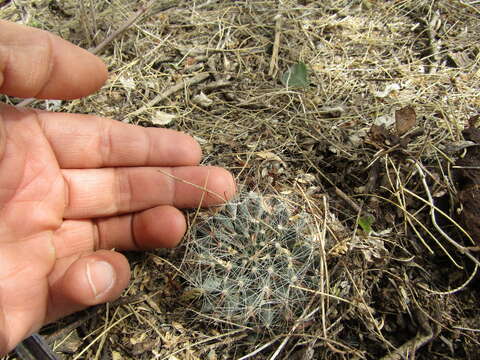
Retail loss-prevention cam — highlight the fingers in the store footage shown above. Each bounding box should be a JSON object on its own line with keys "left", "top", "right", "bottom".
{"left": 0, "top": 111, "right": 5, "bottom": 161}
{"left": 53, "top": 206, "right": 187, "bottom": 258}
{"left": 37, "top": 111, "right": 202, "bottom": 168}
{"left": 46, "top": 250, "right": 130, "bottom": 324}
{"left": 47, "top": 205, "right": 190, "bottom": 326}
{"left": 62, "top": 166, "right": 236, "bottom": 219}
{"left": 0, "top": 233, "right": 56, "bottom": 354}
{"left": 96, "top": 205, "right": 187, "bottom": 250}
{"left": 0, "top": 20, "right": 107, "bottom": 99}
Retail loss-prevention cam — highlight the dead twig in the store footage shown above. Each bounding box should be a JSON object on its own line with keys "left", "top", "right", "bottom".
{"left": 416, "top": 10, "right": 442, "bottom": 73}
{"left": 89, "top": 0, "right": 175, "bottom": 55}
{"left": 46, "top": 293, "right": 150, "bottom": 344}
{"left": 268, "top": 13, "right": 283, "bottom": 77}
{"left": 379, "top": 310, "right": 434, "bottom": 360}
{"left": 269, "top": 307, "right": 320, "bottom": 360}
{"left": 335, "top": 186, "right": 362, "bottom": 214}
{"left": 126, "top": 72, "right": 211, "bottom": 119}
{"left": 16, "top": 0, "right": 178, "bottom": 109}
{"left": 200, "top": 79, "right": 233, "bottom": 91}
{"left": 237, "top": 338, "right": 279, "bottom": 360}
{"left": 410, "top": 159, "right": 480, "bottom": 268}
{"left": 160, "top": 329, "right": 245, "bottom": 360}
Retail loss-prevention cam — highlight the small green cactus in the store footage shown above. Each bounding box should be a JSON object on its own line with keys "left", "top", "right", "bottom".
{"left": 183, "top": 192, "right": 325, "bottom": 333}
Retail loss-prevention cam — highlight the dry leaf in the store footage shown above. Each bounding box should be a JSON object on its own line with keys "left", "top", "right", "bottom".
{"left": 395, "top": 106, "right": 416, "bottom": 136}
{"left": 45, "top": 100, "right": 62, "bottom": 111}
{"left": 112, "top": 351, "right": 123, "bottom": 360}
{"left": 256, "top": 151, "right": 283, "bottom": 162}
{"left": 369, "top": 124, "right": 389, "bottom": 143}
{"left": 207, "top": 350, "right": 218, "bottom": 360}
{"left": 192, "top": 91, "right": 213, "bottom": 107}
{"left": 374, "top": 83, "right": 400, "bottom": 98}
{"left": 463, "top": 127, "right": 480, "bottom": 144}
{"left": 118, "top": 76, "right": 136, "bottom": 90}
{"left": 374, "top": 113, "right": 395, "bottom": 128}
{"left": 467, "top": 114, "right": 480, "bottom": 128}
{"left": 152, "top": 110, "right": 176, "bottom": 126}
{"left": 130, "top": 332, "right": 147, "bottom": 345}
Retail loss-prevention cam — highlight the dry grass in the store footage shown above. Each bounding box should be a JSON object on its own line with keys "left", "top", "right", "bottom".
{"left": 1, "top": 0, "right": 480, "bottom": 359}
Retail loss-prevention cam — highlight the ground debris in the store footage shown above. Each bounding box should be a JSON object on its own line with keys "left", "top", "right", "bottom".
{"left": 2, "top": 0, "right": 480, "bottom": 359}
{"left": 455, "top": 127, "right": 480, "bottom": 245}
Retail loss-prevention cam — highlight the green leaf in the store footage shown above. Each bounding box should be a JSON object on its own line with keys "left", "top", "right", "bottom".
{"left": 281, "top": 62, "right": 310, "bottom": 88}
{"left": 358, "top": 215, "right": 375, "bottom": 235}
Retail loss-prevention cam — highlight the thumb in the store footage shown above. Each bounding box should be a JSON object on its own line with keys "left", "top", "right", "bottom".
{"left": 47, "top": 250, "right": 130, "bottom": 323}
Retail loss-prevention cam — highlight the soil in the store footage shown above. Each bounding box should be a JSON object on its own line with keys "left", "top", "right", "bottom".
{"left": 1, "top": 0, "right": 480, "bottom": 359}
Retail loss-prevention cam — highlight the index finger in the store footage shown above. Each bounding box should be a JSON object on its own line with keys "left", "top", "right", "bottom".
{"left": 34, "top": 110, "right": 202, "bottom": 168}
{"left": 0, "top": 20, "right": 107, "bottom": 99}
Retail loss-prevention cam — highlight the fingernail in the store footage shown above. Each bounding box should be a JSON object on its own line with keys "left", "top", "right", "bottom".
{"left": 86, "top": 261, "right": 115, "bottom": 298}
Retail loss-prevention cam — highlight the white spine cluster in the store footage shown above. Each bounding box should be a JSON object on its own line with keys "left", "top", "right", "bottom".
{"left": 184, "top": 192, "right": 323, "bottom": 332}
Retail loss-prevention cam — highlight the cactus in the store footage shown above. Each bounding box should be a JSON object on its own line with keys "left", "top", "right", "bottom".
{"left": 183, "top": 192, "right": 324, "bottom": 333}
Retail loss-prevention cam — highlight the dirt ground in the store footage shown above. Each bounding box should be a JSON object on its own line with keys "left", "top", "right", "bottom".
{"left": 1, "top": 0, "right": 480, "bottom": 359}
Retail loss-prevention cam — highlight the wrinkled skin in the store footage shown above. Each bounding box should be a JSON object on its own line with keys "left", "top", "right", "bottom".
{"left": 0, "top": 20, "right": 236, "bottom": 354}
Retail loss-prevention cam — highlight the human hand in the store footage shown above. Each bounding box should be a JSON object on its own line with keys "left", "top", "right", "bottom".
{"left": 0, "top": 20, "right": 236, "bottom": 354}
